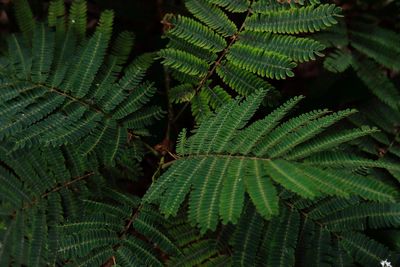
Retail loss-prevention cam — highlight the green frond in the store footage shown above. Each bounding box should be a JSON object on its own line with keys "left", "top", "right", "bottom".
{"left": 227, "top": 43, "right": 296, "bottom": 79}
{"left": 232, "top": 203, "right": 264, "bottom": 266}
{"left": 113, "top": 31, "right": 135, "bottom": 61}
{"left": 13, "top": 0, "right": 35, "bottom": 42}
{"left": 122, "top": 105, "right": 165, "bottom": 129}
{"left": 287, "top": 126, "right": 379, "bottom": 160}
{"left": 231, "top": 95, "right": 305, "bottom": 154}
{"left": 245, "top": 160, "right": 279, "bottom": 219}
{"left": 246, "top": 4, "right": 341, "bottom": 34}
{"left": 28, "top": 210, "right": 47, "bottom": 267}
{"left": 112, "top": 82, "right": 157, "bottom": 120}
{"left": 206, "top": 0, "right": 250, "bottom": 12}
{"left": 263, "top": 207, "right": 300, "bottom": 267}
{"left": 62, "top": 10, "right": 113, "bottom": 98}
{"left": 31, "top": 23, "right": 55, "bottom": 83}
{"left": 167, "top": 240, "right": 218, "bottom": 266}
{"left": 216, "top": 62, "right": 275, "bottom": 96}
{"left": 352, "top": 57, "right": 400, "bottom": 111}
{"left": 72, "top": 249, "right": 114, "bottom": 267}
{"left": 69, "top": 0, "right": 87, "bottom": 40}
{"left": 185, "top": 0, "right": 237, "bottom": 37}
{"left": 159, "top": 48, "right": 209, "bottom": 77}
{"left": 219, "top": 158, "right": 246, "bottom": 224}
{"left": 167, "top": 35, "right": 218, "bottom": 63}
{"left": 321, "top": 203, "right": 400, "bottom": 231}
{"left": 7, "top": 34, "right": 32, "bottom": 79}
{"left": 350, "top": 23, "right": 400, "bottom": 70}
{"left": 265, "top": 159, "right": 321, "bottom": 198}
{"left": 48, "top": 26, "right": 77, "bottom": 87}
{"left": 238, "top": 31, "right": 325, "bottom": 62}
{"left": 165, "top": 15, "right": 226, "bottom": 52}
{"left": 121, "top": 237, "right": 164, "bottom": 267}
{"left": 323, "top": 49, "right": 352, "bottom": 73}
{"left": 266, "top": 109, "right": 357, "bottom": 157}
{"left": 58, "top": 229, "right": 119, "bottom": 258}
{"left": 169, "top": 84, "right": 195, "bottom": 104}
{"left": 340, "top": 232, "right": 395, "bottom": 266}
{"left": 191, "top": 90, "right": 213, "bottom": 122}
{"left": 304, "top": 151, "right": 400, "bottom": 172}
{"left": 253, "top": 109, "right": 331, "bottom": 156}
{"left": 146, "top": 91, "right": 397, "bottom": 231}
{"left": 48, "top": 0, "right": 66, "bottom": 28}
{"left": 252, "top": 0, "right": 287, "bottom": 13}
{"left": 201, "top": 85, "right": 232, "bottom": 110}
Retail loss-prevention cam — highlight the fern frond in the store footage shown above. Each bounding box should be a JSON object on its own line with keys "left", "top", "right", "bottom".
{"left": 340, "top": 232, "right": 394, "bottom": 266}
{"left": 206, "top": 0, "right": 250, "bottom": 12}
{"left": 350, "top": 24, "right": 400, "bottom": 70}
{"left": 321, "top": 203, "right": 400, "bottom": 231}
{"left": 13, "top": 0, "right": 35, "bottom": 42}
{"left": 263, "top": 207, "right": 300, "bottom": 267}
{"left": 227, "top": 43, "right": 296, "bottom": 79}
{"left": 159, "top": 48, "right": 209, "bottom": 77}
{"left": 0, "top": 8, "right": 161, "bottom": 164}
{"left": 238, "top": 31, "right": 325, "bottom": 62}
{"left": 246, "top": 4, "right": 341, "bottom": 34}
{"left": 69, "top": 0, "right": 87, "bottom": 40}
{"left": 352, "top": 57, "right": 400, "bottom": 111}
{"left": 185, "top": 0, "right": 237, "bottom": 37}
{"left": 323, "top": 49, "right": 352, "bottom": 73}
{"left": 216, "top": 62, "right": 274, "bottom": 96}
{"left": 232, "top": 203, "right": 264, "bottom": 266}
{"left": 165, "top": 15, "right": 226, "bottom": 52}
{"left": 31, "top": 23, "right": 55, "bottom": 83}
{"left": 48, "top": 0, "right": 66, "bottom": 28}
{"left": 145, "top": 91, "right": 398, "bottom": 231}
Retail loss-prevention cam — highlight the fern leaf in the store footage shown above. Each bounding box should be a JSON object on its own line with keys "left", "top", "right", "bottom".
{"left": 340, "top": 232, "right": 395, "bottom": 266}
{"left": 264, "top": 207, "right": 300, "bottom": 267}
{"left": 216, "top": 62, "right": 274, "bottom": 96}
{"left": 185, "top": 0, "right": 237, "bottom": 37}
{"left": 159, "top": 48, "right": 209, "bottom": 77}
{"left": 29, "top": 210, "right": 47, "bottom": 267}
{"left": 231, "top": 95, "right": 305, "bottom": 154}
{"left": 350, "top": 24, "right": 400, "bottom": 70}
{"left": 246, "top": 4, "right": 341, "bottom": 34}
{"left": 238, "top": 31, "right": 325, "bottom": 62}
{"left": 165, "top": 15, "right": 226, "bottom": 52}
{"left": 48, "top": 0, "right": 66, "bottom": 28}
{"left": 352, "top": 57, "right": 400, "bottom": 111}
{"left": 69, "top": 0, "right": 87, "bottom": 40}
{"left": 265, "top": 159, "right": 321, "bottom": 198}
{"left": 244, "top": 160, "right": 279, "bottom": 219}
{"left": 227, "top": 43, "right": 296, "bottom": 79}
{"left": 32, "top": 23, "right": 55, "bottom": 83}
{"left": 323, "top": 49, "right": 352, "bottom": 73}
{"left": 232, "top": 203, "right": 264, "bottom": 266}
{"left": 206, "top": 0, "right": 249, "bottom": 12}
{"left": 62, "top": 10, "right": 113, "bottom": 97}
{"left": 13, "top": 0, "right": 35, "bottom": 42}
{"left": 287, "top": 126, "right": 379, "bottom": 160}
{"left": 219, "top": 158, "right": 246, "bottom": 224}
{"left": 321, "top": 203, "right": 400, "bottom": 231}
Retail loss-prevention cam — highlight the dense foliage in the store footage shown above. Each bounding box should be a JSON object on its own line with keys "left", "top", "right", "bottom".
{"left": 0, "top": 0, "right": 399, "bottom": 266}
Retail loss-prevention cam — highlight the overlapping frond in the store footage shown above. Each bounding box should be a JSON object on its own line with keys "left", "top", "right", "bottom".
{"left": 0, "top": 1, "right": 162, "bottom": 165}
{"left": 144, "top": 90, "right": 399, "bottom": 233}
{"left": 159, "top": 0, "right": 339, "bottom": 121}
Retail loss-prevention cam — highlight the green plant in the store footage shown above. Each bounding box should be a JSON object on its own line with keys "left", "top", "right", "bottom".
{"left": 0, "top": 0, "right": 399, "bottom": 266}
